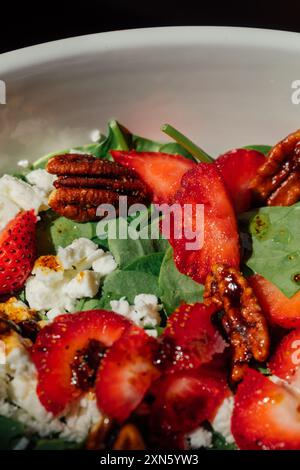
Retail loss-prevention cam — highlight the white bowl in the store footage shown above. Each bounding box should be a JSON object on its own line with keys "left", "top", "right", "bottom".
{"left": 0, "top": 26, "right": 300, "bottom": 172}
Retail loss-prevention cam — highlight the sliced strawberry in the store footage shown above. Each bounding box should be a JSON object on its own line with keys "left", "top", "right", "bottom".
{"left": 270, "top": 329, "right": 300, "bottom": 386}
{"left": 232, "top": 368, "right": 300, "bottom": 450}
{"left": 111, "top": 150, "right": 195, "bottom": 203}
{"left": 0, "top": 210, "right": 37, "bottom": 295}
{"left": 31, "top": 310, "right": 130, "bottom": 415}
{"left": 96, "top": 325, "right": 161, "bottom": 423}
{"left": 168, "top": 164, "right": 240, "bottom": 284}
{"left": 249, "top": 274, "right": 300, "bottom": 328}
{"left": 150, "top": 368, "right": 229, "bottom": 434}
{"left": 161, "top": 303, "right": 227, "bottom": 372}
{"left": 215, "top": 149, "right": 265, "bottom": 213}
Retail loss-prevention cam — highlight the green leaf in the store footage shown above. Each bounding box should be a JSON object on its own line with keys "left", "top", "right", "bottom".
{"left": 244, "top": 203, "right": 300, "bottom": 297}
{"left": 162, "top": 123, "right": 213, "bottom": 163}
{"left": 132, "top": 135, "right": 196, "bottom": 162}
{"left": 0, "top": 415, "right": 26, "bottom": 450}
{"left": 243, "top": 145, "right": 272, "bottom": 156}
{"left": 210, "top": 431, "right": 237, "bottom": 450}
{"left": 73, "top": 297, "right": 101, "bottom": 312}
{"left": 32, "top": 120, "right": 130, "bottom": 169}
{"left": 33, "top": 438, "right": 82, "bottom": 450}
{"left": 124, "top": 252, "right": 165, "bottom": 277}
{"left": 158, "top": 247, "right": 204, "bottom": 314}
{"left": 36, "top": 211, "right": 100, "bottom": 255}
{"left": 100, "top": 270, "right": 160, "bottom": 308}
{"left": 106, "top": 217, "right": 167, "bottom": 269}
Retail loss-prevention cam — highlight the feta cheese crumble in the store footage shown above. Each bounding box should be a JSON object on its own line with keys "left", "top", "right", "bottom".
{"left": 0, "top": 170, "right": 56, "bottom": 230}
{"left": 212, "top": 396, "right": 235, "bottom": 444}
{"left": 25, "top": 168, "right": 57, "bottom": 194}
{"left": 0, "top": 339, "right": 101, "bottom": 442}
{"left": 110, "top": 294, "right": 161, "bottom": 337}
{"left": 25, "top": 238, "right": 117, "bottom": 318}
{"left": 183, "top": 396, "right": 235, "bottom": 449}
{"left": 185, "top": 427, "right": 213, "bottom": 449}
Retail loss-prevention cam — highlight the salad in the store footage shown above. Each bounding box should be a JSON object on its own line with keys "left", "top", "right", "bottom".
{"left": 0, "top": 120, "right": 300, "bottom": 451}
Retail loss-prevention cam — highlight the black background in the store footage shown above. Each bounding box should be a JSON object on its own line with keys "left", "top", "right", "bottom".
{"left": 1, "top": 0, "right": 300, "bottom": 54}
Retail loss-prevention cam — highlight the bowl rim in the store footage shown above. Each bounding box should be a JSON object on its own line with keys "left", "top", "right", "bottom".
{"left": 1, "top": 26, "right": 300, "bottom": 74}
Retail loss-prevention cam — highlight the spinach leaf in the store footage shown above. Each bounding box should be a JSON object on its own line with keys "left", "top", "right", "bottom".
{"left": 209, "top": 431, "right": 237, "bottom": 450}
{"left": 74, "top": 297, "right": 103, "bottom": 312}
{"left": 124, "top": 252, "right": 165, "bottom": 277}
{"left": 32, "top": 120, "right": 130, "bottom": 169}
{"left": 33, "top": 438, "right": 82, "bottom": 450}
{"left": 243, "top": 145, "right": 272, "bottom": 155}
{"left": 243, "top": 203, "right": 300, "bottom": 297}
{"left": 0, "top": 415, "right": 27, "bottom": 450}
{"left": 132, "top": 135, "right": 196, "bottom": 161}
{"left": 37, "top": 211, "right": 99, "bottom": 254}
{"left": 100, "top": 270, "right": 160, "bottom": 308}
{"left": 158, "top": 247, "right": 204, "bottom": 314}
{"left": 106, "top": 217, "right": 167, "bottom": 269}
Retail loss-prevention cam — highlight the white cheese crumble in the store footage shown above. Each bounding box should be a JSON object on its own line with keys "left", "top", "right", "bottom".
{"left": 0, "top": 342, "right": 101, "bottom": 442}
{"left": 67, "top": 271, "right": 101, "bottom": 299}
{"left": 25, "top": 169, "right": 57, "bottom": 194}
{"left": 185, "top": 427, "right": 213, "bottom": 449}
{"left": 212, "top": 396, "right": 235, "bottom": 444}
{"left": 25, "top": 238, "right": 117, "bottom": 318}
{"left": 110, "top": 294, "right": 161, "bottom": 337}
{"left": 0, "top": 170, "right": 56, "bottom": 230}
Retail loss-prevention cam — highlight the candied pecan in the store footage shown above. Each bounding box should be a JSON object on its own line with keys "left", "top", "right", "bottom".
{"left": 49, "top": 189, "right": 146, "bottom": 222}
{"left": 54, "top": 175, "right": 147, "bottom": 195}
{"left": 47, "top": 153, "right": 137, "bottom": 178}
{"left": 204, "top": 264, "right": 270, "bottom": 382}
{"left": 47, "top": 154, "right": 151, "bottom": 222}
{"left": 250, "top": 129, "right": 300, "bottom": 206}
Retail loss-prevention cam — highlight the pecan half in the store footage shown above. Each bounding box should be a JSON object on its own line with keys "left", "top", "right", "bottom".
{"left": 47, "top": 154, "right": 151, "bottom": 222}
{"left": 250, "top": 129, "right": 300, "bottom": 206}
{"left": 204, "top": 264, "right": 270, "bottom": 382}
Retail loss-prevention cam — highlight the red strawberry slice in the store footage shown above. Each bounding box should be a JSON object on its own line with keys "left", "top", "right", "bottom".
{"left": 232, "top": 368, "right": 300, "bottom": 450}
{"left": 150, "top": 368, "right": 228, "bottom": 434}
{"left": 31, "top": 310, "right": 130, "bottom": 415}
{"left": 249, "top": 274, "right": 300, "bottom": 328}
{"left": 161, "top": 303, "right": 227, "bottom": 372}
{"left": 111, "top": 150, "right": 195, "bottom": 203}
{"left": 270, "top": 329, "right": 300, "bottom": 386}
{"left": 96, "top": 325, "right": 161, "bottom": 423}
{"left": 168, "top": 164, "right": 240, "bottom": 284}
{"left": 215, "top": 149, "right": 265, "bottom": 213}
{"left": 0, "top": 210, "right": 37, "bottom": 295}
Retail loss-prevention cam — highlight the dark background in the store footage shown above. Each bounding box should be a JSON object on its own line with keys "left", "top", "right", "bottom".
{"left": 1, "top": 0, "right": 300, "bottom": 54}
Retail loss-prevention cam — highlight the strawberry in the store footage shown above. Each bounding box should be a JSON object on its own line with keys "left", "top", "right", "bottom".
{"left": 96, "top": 325, "right": 161, "bottom": 423}
{"left": 150, "top": 368, "right": 228, "bottom": 434}
{"left": 0, "top": 210, "right": 37, "bottom": 295}
{"left": 111, "top": 150, "right": 195, "bottom": 203}
{"left": 168, "top": 164, "right": 240, "bottom": 284}
{"left": 249, "top": 274, "right": 300, "bottom": 328}
{"left": 269, "top": 329, "right": 300, "bottom": 386}
{"left": 232, "top": 368, "right": 300, "bottom": 450}
{"left": 161, "top": 303, "right": 227, "bottom": 372}
{"left": 31, "top": 310, "right": 130, "bottom": 415}
{"left": 215, "top": 149, "right": 265, "bottom": 213}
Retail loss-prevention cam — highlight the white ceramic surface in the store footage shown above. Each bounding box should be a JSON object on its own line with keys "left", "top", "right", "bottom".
{"left": 0, "top": 27, "right": 300, "bottom": 172}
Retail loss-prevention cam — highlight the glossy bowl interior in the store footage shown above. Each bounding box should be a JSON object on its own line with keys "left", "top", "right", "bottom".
{"left": 0, "top": 26, "right": 300, "bottom": 172}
